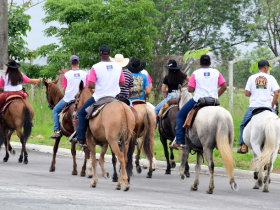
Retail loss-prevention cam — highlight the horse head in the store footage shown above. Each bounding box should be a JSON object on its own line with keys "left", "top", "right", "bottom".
{"left": 44, "top": 79, "right": 63, "bottom": 110}
{"left": 178, "top": 85, "right": 193, "bottom": 109}
{"left": 74, "top": 80, "right": 93, "bottom": 111}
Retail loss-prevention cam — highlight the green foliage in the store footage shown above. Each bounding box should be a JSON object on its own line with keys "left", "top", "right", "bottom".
{"left": 39, "top": 0, "right": 157, "bottom": 76}
{"left": 20, "top": 63, "right": 44, "bottom": 79}
{"left": 183, "top": 48, "right": 211, "bottom": 62}
{"left": 8, "top": 3, "right": 31, "bottom": 61}
{"left": 249, "top": 58, "right": 263, "bottom": 73}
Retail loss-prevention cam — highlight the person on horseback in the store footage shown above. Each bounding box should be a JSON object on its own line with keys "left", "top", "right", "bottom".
{"left": 170, "top": 55, "right": 227, "bottom": 150}
{"left": 128, "top": 57, "right": 150, "bottom": 101}
{"left": 237, "top": 59, "right": 280, "bottom": 154}
{"left": 70, "top": 44, "right": 125, "bottom": 146}
{"left": 154, "top": 60, "right": 189, "bottom": 124}
{"left": 141, "top": 69, "right": 153, "bottom": 91}
{"left": 50, "top": 55, "right": 88, "bottom": 139}
{"left": 0, "top": 60, "right": 42, "bottom": 108}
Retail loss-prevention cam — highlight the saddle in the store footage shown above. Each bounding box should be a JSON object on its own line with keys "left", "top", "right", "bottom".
{"left": 85, "top": 97, "right": 118, "bottom": 119}
{"left": 158, "top": 98, "right": 179, "bottom": 117}
{"left": 1, "top": 95, "right": 24, "bottom": 115}
{"left": 243, "top": 107, "right": 272, "bottom": 128}
{"left": 183, "top": 97, "right": 220, "bottom": 129}
{"left": 132, "top": 100, "right": 146, "bottom": 106}
{"left": 58, "top": 100, "right": 75, "bottom": 123}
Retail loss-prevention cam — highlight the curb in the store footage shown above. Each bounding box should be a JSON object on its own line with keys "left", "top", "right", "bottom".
{"left": 10, "top": 142, "right": 280, "bottom": 182}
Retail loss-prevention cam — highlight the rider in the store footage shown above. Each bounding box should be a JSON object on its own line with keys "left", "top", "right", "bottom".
{"left": 111, "top": 54, "right": 134, "bottom": 105}
{"left": 128, "top": 57, "right": 151, "bottom": 101}
{"left": 154, "top": 60, "right": 189, "bottom": 123}
{"left": 237, "top": 59, "right": 280, "bottom": 154}
{"left": 70, "top": 44, "right": 125, "bottom": 146}
{"left": 50, "top": 55, "right": 88, "bottom": 139}
{"left": 170, "top": 55, "right": 227, "bottom": 150}
{"left": 0, "top": 60, "right": 42, "bottom": 108}
{"left": 141, "top": 69, "right": 153, "bottom": 91}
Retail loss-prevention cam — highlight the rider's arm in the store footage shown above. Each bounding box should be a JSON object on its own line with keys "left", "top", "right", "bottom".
{"left": 88, "top": 81, "right": 95, "bottom": 89}
{"left": 245, "top": 90, "right": 251, "bottom": 97}
{"left": 161, "top": 84, "right": 168, "bottom": 93}
{"left": 119, "top": 69, "right": 125, "bottom": 87}
{"left": 187, "top": 74, "right": 195, "bottom": 92}
{"left": 272, "top": 90, "right": 279, "bottom": 109}
{"left": 218, "top": 82, "right": 227, "bottom": 97}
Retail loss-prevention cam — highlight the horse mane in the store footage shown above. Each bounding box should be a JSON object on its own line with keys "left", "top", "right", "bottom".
{"left": 180, "top": 88, "right": 192, "bottom": 108}
{"left": 48, "top": 82, "right": 63, "bottom": 104}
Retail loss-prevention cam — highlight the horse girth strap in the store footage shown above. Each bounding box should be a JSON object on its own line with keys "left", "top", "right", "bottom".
{"left": 158, "top": 116, "right": 174, "bottom": 140}
{"left": 186, "top": 136, "right": 203, "bottom": 154}
{"left": 60, "top": 110, "right": 72, "bottom": 137}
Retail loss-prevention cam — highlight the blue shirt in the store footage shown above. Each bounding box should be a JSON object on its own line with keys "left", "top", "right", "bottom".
{"left": 130, "top": 72, "right": 149, "bottom": 101}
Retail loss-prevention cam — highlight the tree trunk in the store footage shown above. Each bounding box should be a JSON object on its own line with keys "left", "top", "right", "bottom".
{"left": 0, "top": 0, "right": 8, "bottom": 75}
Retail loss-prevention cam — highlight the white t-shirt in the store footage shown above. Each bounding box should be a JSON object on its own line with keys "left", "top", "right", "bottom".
{"left": 188, "top": 68, "right": 226, "bottom": 102}
{"left": 62, "top": 69, "right": 88, "bottom": 102}
{"left": 0, "top": 73, "right": 30, "bottom": 91}
{"left": 89, "top": 61, "right": 125, "bottom": 101}
{"left": 245, "top": 72, "right": 279, "bottom": 107}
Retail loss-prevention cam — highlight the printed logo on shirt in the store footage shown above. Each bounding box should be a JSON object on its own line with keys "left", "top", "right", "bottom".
{"left": 74, "top": 73, "right": 80, "bottom": 78}
{"left": 255, "top": 76, "right": 267, "bottom": 89}
{"left": 204, "top": 72, "right": 210, "bottom": 78}
{"left": 107, "top": 65, "right": 113, "bottom": 71}
{"left": 131, "top": 75, "right": 144, "bottom": 98}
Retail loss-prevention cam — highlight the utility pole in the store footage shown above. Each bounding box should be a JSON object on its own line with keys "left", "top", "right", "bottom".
{"left": 0, "top": 0, "right": 8, "bottom": 77}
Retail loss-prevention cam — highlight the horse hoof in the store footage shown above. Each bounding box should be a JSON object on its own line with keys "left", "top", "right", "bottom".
{"left": 253, "top": 185, "right": 259, "bottom": 189}
{"left": 258, "top": 180, "right": 263, "bottom": 187}
{"left": 180, "top": 174, "right": 186, "bottom": 182}
{"left": 87, "top": 175, "right": 93, "bottom": 179}
{"left": 72, "top": 171, "right": 78, "bottom": 175}
{"left": 231, "top": 183, "right": 239, "bottom": 191}
{"left": 146, "top": 174, "right": 152, "bottom": 178}
{"left": 263, "top": 176, "right": 271, "bottom": 184}
{"left": 3, "top": 158, "right": 8, "bottom": 162}
{"left": 11, "top": 150, "right": 16, "bottom": 155}
{"left": 143, "top": 166, "right": 148, "bottom": 169}
{"left": 104, "top": 172, "right": 111, "bottom": 179}
{"left": 170, "top": 161, "right": 176, "bottom": 168}
{"left": 18, "top": 159, "right": 22, "bottom": 163}
{"left": 165, "top": 170, "right": 171, "bottom": 175}
{"left": 191, "top": 185, "right": 197, "bottom": 191}
{"left": 136, "top": 166, "right": 142, "bottom": 174}
{"left": 49, "top": 167, "right": 55, "bottom": 172}
{"left": 112, "top": 178, "right": 118, "bottom": 182}
{"left": 253, "top": 172, "right": 258, "bottom": 180}
{"left": 263, "top": 186, "right": 269, "bottom": 192}
{"left": 23, "top": 160, "right": 28, "bottom": 164}
{"left": 124, "top": 187, "right": 130, "bottom": 191}
{"left": 185, "top": 171, "right": 190, "bottom": 178}
{"left": 153, "top": 168, "right": 156, "bottom": 171}
{"left": 206, "top": 188, "right": 213, "bottom": 194}
{"left": 80, "top": 172, "right": 86, "bottom": 177}
{"left": 90, "top": 182, "right": 97, "bottom": 188}
{"left": 115, "top": 184, "right": 121, "bottom": 190}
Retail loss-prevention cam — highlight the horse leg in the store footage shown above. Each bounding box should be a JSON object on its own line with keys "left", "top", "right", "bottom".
{"left": 135, "top": 140, "right": 143, "bottom": 174}
{"left": 87, "top": 139, "right": 98, "bottom": 188}
{"left": 191, "top": 152, "right": 203, "bottom": 191}
{"left": 252, "top": 147, "right": 264, "bottom": 189}
{"left": 84, "top": 147, "right": 93, "bottom": 178}
{"left": 15, "top": 127, "right": 28, "bottom": 164}
{"left": 204, "top": 149, "right": 215, "bottom": 194}
{"left": 2, "top": 128, "right": 11, "bottom": 162}
{"left": 50, "top": 137, "right": 61, "bottom": 172}
{"left": 180, "top": 147, "right": 190, "bottom": 181}
{"left": 263, "top": 160, "right": 272, "bottom": 192}
{"left": 99, "top": 143, "right": 110, "bottom": 179}
{"left": 160, "top": 135, "right": 171, "bottom": 174}
{"left": 170, "top": 148, "right": 176, "bottom": 169}
{"left": 71, "top": 143, "right": 78, "bottom": 175}
{"left": 7, "top": 130, "right": 15, "bottom": 155}
{"left": 111, "top": 151, "right": 119, "bottom": 182}
{"left": 80, "top": 146, "right": 90, "bottom": 177}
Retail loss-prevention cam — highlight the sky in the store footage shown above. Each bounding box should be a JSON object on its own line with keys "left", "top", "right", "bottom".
{"left": 14, "top": 0, "right": 257, "bottom": 65}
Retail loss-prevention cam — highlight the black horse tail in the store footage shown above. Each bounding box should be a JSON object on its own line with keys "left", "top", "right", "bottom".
{"left": 142, "top": 109, "right": 152, "bottom": 161}
{"left": 0, "top": 127, "right": 4, "bottom": 148}
{"left": 23, "top": 106, "right": 32, "bottom": 142}
{"left": 126, "top": 136, "right": 134, "bottom": 177}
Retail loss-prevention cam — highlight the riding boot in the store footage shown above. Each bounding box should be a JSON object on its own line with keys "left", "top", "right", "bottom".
{"left": 50, "top": 130, "right": 62, "bottom": 139}
{"left": 236, "top": 143, "right": 248, "bottom": 154}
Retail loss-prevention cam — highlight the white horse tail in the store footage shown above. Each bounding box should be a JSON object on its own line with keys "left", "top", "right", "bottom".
{"left": 216, "top": 117, "right": 235, "bottom": 178}
{"left": 254, "top": 114, "right": 277, "bottom": 171}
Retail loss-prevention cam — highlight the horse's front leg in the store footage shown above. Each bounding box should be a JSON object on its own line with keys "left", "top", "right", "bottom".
{"left": 204, "top": 149, "right": 215, "bottom": 194}
{"left": 135, "top": 139, "right": 142, "bottom": 174}
{"left": 2, "top": 128, "right": 13, "bottom": 162}
{"left": 99, "top": 143, "right": 110, "bottom": 179}
{"left": 3, "top": 136, "right": 9, "bottom": 162}
{"left": 180, "top": 146, "right": 190, "bottom": 181}
{"left": 50, "top": 137, "right": 61, "bottom": 172}
{"left": 71, "top": 143, "right": 78, "bottom": 175}
{"left": 87, "top": 140, "right": 98, "bottom": 188}
{"left": 147, "top": 134, "right": 154, "bottom": 179}
{"left": 160, "top": 135, "right": 171, "bottom": 174}
{"left": 170, "top": 148, "right": 176, "bottom": 169}
{"left": 80, "top": 146, "right": 90, "bottom": 177}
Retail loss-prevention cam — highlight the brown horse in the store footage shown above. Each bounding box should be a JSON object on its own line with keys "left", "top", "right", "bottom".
{"left": 76, "top": 82, "right": 135, "bottom": 191}
{"left": 44, "top": 79, "right": 92, "bottom": 177}
{"left": 0, "top": 97, "right": 33, "bottom": 164}
{"left": 158, "top": 97, "right": 190, "bottom": 177}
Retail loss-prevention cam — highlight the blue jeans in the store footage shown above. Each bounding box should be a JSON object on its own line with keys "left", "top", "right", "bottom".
{"left": 76, "top": 97, "right": 96, "bottom": 140}
{"left": 239, "top": 107, "right": 276, "bottom": 145}
{"left": 154, "top": 93, "right": 179, "bottom": 117}
{"left": 53, "top": 99, "right": 68, "bottom": 130}
{"left": 175, "top": 98, "right": 196, "bottom": 145}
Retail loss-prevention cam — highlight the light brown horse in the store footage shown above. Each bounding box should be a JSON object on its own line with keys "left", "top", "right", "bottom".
{"left": 0, "top": 97, "right": 33, "bottom": 164}
{"left": 76, "top": 82, "right": 135, "bottom": 191}
{"left": 44, "top": 79, "right": 92, "bottom": 177}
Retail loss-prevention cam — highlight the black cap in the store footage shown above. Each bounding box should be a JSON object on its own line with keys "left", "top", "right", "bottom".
{"left": 127, "top": 57, "right": 146, "bottom": 73}
{"left": 163, "top": 60, "right": 182, "bottom": 70}
{"left": 258, "top": 59, "right": 271, "bottom": 68}
{"left": 200, "top": 55, "right": 211, "bottom": 65}
{"left": 99, "top": 44, "right": 110, "bottom": 55}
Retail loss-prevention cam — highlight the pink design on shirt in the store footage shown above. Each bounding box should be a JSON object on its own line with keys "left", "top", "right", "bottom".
{"left": 188, "top": 74, "right": 196, "bottom": 88}
{"left": 119, "top": 70, "right": 125, "bottom": 82}
{"left": 62, "top": 76, "right": 67, "bottom": 88}
{"left": 147, "top": 73, "right": 152, "bottom": 84}
{"left": 0, "top": 76, "right": 4, "bottom": 87}
{"left": 86, "top": 74, "right": 89, "bottom": 87}
{"left": 22, "top": 73, "right": 30, "bottom": 83}
{"left": 89, "top": 67, "right": 97, "bottom": 83}
{"left": 218, "top": 73, "right": 226, "bottom": 86}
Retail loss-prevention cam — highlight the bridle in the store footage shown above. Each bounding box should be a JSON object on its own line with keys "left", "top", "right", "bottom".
{"left": 73, "top": 87, "right": 86, "bottom": 114}
{"left": 46, "top": 86, "right": 62, "bottom": 110}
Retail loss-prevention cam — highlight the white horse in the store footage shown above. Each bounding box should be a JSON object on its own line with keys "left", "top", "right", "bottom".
{"left": 179, "top": 87, "right": 239, "bottom": 194}
{"left": 243, "top": 110, "right": 280, "bottom": 192}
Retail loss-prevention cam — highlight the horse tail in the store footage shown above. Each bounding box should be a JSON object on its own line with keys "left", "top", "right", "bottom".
{"left": 254, "top": 114, "right": 277, "bottom": 171}
{"left": 216, "top": 117, "right": 235, "bottom": 178}
{"left": 142, "top": 108, "right": 153, "bottom": 161}
{"left": 23, "top": 106, "right": 32, "bottom": 142}
{"left": 126, "top": 136, "right": 134, "bottom": 177}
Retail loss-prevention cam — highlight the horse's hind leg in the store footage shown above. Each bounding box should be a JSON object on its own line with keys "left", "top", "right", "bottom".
{"left": 81, "top": 146, "right": 90, "bottom": 177}
{"left": 135, "top": 140, "right": 143, "bottom": 174}
{"left": 15, "top": 127, "right": 28, "bottom": 164}
{"left": 50, "top": 137, "right": 61, "bottom": 172}
{"left": 111, "top": 151, "right": 118, "bottom": 182}
{"left": 87, "top": 140, "right": 98, "bottom": 188}
{"left": 204, "top": 149, "right": 215, "bottom": 194}
{"left": 71, "top": 143, "right": 78, "bottom": 175}
{"left": 160, "top": 135, "right": 171, "bottom": 174}
{"left": 263, "top": 160, "right": 272, "bottom": 192}
{"left": 170, "top": 148, "right": 176, "bottom": 169}
{"left": 191, "top": 152, "right": 203, "bottom": 191}
{"left": 180, "top": 147, "right": 190, "bottom": 181}
{"left": 99, "top": 143, "right": 110, "bottom": 179}
{"left": 252, "top": 148, "right": 264, "bottom": 189}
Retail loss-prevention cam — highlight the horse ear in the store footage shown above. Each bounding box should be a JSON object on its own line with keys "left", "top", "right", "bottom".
{"left": 53, "top": 78, "right": 59, "bottom": 84}
{"left": 79, "top": 80, "right": 84, "bottom": 91}
{"left": 44, "top": 81, "right": 48, "bottom": 88}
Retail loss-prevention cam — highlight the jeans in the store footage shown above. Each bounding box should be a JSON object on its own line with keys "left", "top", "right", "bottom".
{"left": 76, "top": 97, "right": 96, "bottom": 140}
{"left": 239, "top": 107, "right": 276, "bottom": 145}
{"left": 154, "top": 92, "right": 179, "bottom": 117}
{"left": 53, "top": 99, "right": 68, "bottom": 130}
{"left": 175, "top": 98, "right": 196, "bottom": 145}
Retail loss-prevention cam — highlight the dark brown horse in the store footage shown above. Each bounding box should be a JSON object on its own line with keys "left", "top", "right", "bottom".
{"left": 0, "top": 97, "right": 33, "bottom": 164}
{"left": 44, "top": 79, "right": 92, "bottom": 177}
{"left": 158, "top": 97, "right": 190, "bottom": 177}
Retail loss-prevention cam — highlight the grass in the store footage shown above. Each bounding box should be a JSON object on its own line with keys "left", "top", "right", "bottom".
{"left": 9, "top": 86, "right": 280, "bottom": 174}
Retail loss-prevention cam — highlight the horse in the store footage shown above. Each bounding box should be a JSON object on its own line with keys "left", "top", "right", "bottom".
{"left": 158, "top": 94, "right": 190, "bottom": 176}
{"left": 44, "top": 79, "right": 92, "bottom": 178}
{"left": 76, "top": 82, "right": 135, "bottom": 190}
{"left": 0, "top": 96, "right": 33, "bottom": 164}
{"left": 179, "top": 87, "right": 238, "bottom": 194}
{"left": 243, "top": 110, "right": 280, "bottom": 192}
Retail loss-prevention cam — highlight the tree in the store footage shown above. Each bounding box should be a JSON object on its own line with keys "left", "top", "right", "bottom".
{"left": 38, "top": 0, "right": 157, "bottom": 77}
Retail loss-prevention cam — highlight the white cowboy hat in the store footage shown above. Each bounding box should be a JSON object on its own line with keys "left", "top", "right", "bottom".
{"left": 110, "top": 54, "right": 129, "bottom": 67}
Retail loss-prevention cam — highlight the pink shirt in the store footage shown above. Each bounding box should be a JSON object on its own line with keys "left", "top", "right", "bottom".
{"left": 89, "top": 67, "right": 125, "bottom": 83}
{"left": 0, "top": 73, "right": 30, "bottom": 87}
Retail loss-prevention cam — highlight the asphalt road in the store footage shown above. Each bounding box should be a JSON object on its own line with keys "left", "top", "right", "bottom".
{"left": 0, "top": 149, "right": 280, "bottom": 210}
